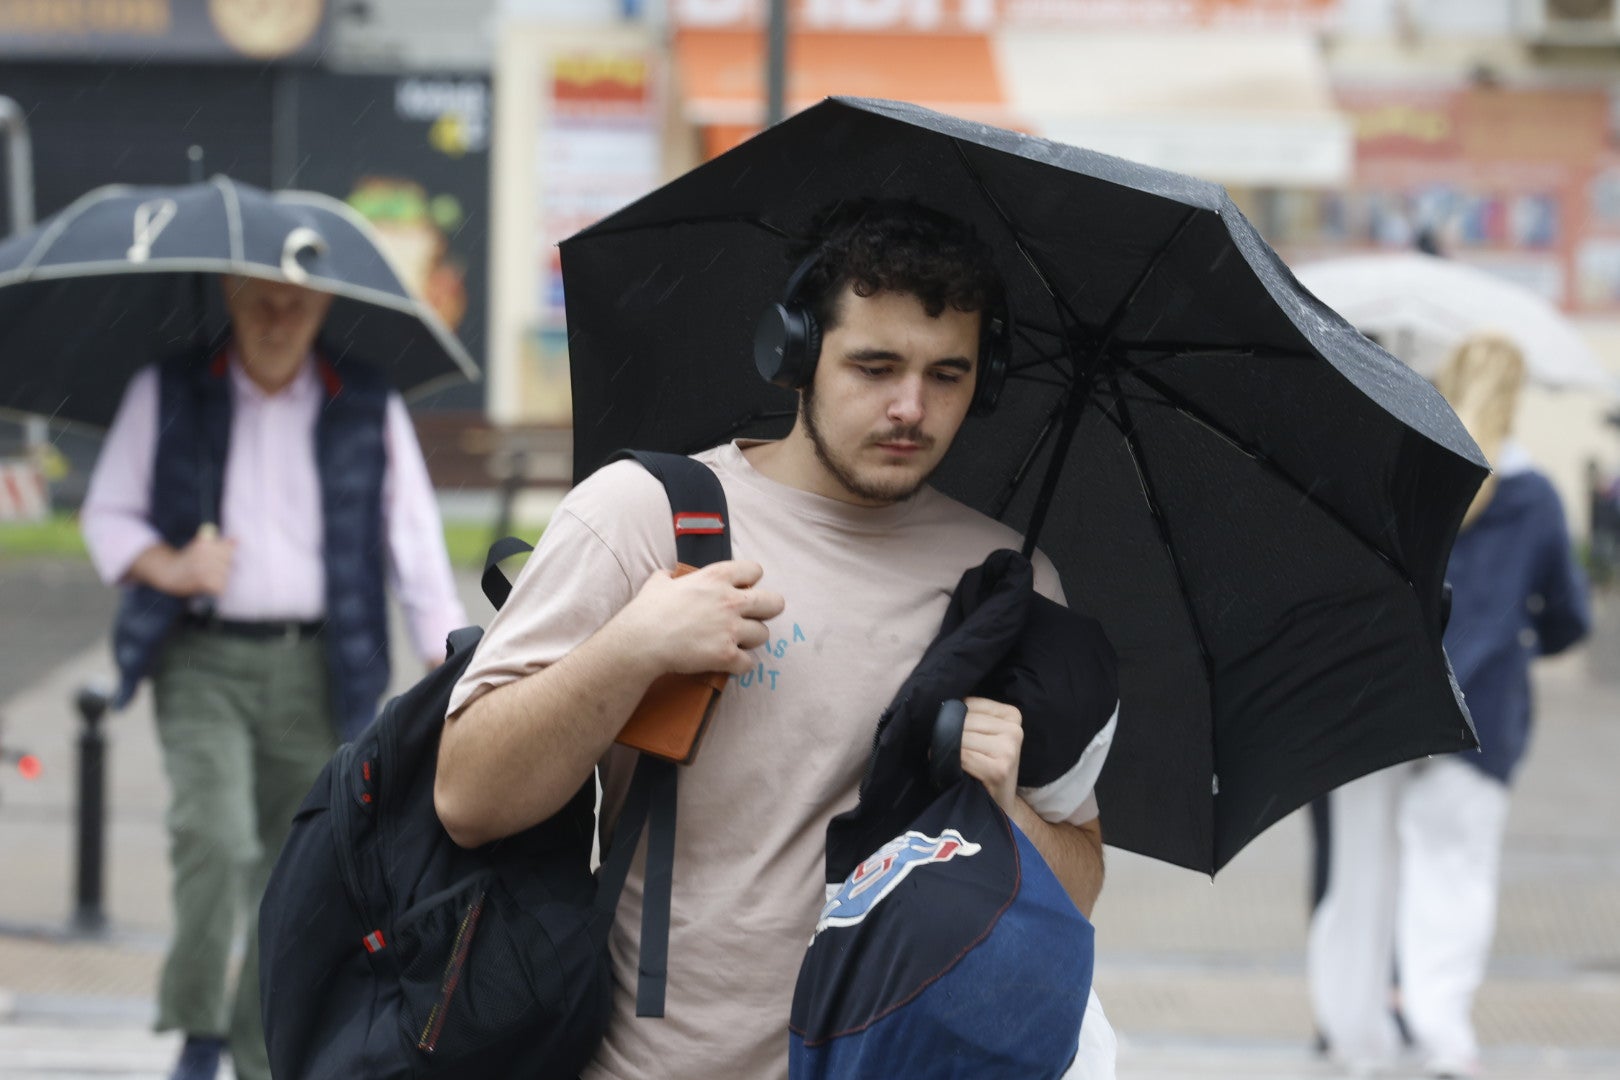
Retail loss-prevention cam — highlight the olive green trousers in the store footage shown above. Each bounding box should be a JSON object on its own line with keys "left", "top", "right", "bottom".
{"left": 151, "top": 627, "right": 339, "bottom": 1080}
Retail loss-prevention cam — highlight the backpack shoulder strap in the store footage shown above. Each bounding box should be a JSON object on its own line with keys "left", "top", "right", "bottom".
{"left": 481, "top": 536, "right": 535, "bottom": 610}
{"left": 596, "top": 449, "right": 730, "bottom": 1019}
{"left": 607, "top": 449, "right": 731, "bottom": 568}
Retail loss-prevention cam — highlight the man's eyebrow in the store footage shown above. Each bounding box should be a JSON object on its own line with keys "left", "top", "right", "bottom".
{"left": 844, "top": 347, "right": 974, "bottom": 373}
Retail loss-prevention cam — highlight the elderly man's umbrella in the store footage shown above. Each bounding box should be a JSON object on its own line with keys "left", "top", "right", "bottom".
{"left": 559, "top": 97, "right": 1488, "bottom": 875}
{"left": 0, "top": 175, "right": 477, "bottom": 428}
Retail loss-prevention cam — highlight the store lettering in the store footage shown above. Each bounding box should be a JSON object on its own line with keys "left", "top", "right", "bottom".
{"left": 0, "top": 0, "right": 170, "bottom": 34}
{"left": 552, "top": 54, "right": 648, "bottom": 90}
{"left": 1355, "top": 104, "right": 1451, "bottom": 146}
{"left": 674, "top": 0, "right": 996, "bottom": 31}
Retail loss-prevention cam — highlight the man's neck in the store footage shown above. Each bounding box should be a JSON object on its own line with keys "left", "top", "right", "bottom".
{"left": 742, "top": 430, "right": 892, "bottom": 508}
{"left": 233, "top": 347, "right": 308, "bottom": 396}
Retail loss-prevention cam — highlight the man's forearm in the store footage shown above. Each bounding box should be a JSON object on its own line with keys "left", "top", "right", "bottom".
{"left": 434, "top": 620, "right": 663, "bottom": 848}
{"left": 1010, "top": 799, "right": 1104, "bottom": 917}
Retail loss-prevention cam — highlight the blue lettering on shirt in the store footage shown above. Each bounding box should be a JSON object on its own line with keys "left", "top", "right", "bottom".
{"left": 730, "top": 622, "right": 806, "bottom": 693}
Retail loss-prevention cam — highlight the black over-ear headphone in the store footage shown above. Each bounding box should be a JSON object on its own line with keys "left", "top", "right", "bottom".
{"left": 752, "top": 249, "right": 1012, "bottom": 417}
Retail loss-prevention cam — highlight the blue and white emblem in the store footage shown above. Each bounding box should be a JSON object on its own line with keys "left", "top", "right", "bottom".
{"left": 815, "top": 829, "right": 982, "bottom": 934}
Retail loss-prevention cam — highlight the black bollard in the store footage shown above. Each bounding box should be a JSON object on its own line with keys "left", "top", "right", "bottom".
{"left": 72, "top": 685, "right": 112, "bottom": 934}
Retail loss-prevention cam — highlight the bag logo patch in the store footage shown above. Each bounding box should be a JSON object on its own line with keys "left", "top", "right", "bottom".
{"left": 815, "top": 829, "right": 981, "bottom": 934}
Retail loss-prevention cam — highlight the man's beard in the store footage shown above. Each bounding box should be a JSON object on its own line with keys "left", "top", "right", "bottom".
{"left": 801, "top": 382, "right": 933, "bottom": 505}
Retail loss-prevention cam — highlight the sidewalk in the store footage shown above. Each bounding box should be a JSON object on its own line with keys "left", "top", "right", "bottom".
{"left": 2, "top": 558, "right": 1618, "bottom": 1078}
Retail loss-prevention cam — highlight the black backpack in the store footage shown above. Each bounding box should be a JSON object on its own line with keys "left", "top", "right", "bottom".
{"left": 258, "top": 450, "right": 728, "bottom": 1080}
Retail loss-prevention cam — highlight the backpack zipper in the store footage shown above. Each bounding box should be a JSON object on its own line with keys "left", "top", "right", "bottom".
{"left": 415, "top": 885, "right": 487, "bottom": 1055}
{"left": 328, "top": 744, "right": 383, "bottom": 953}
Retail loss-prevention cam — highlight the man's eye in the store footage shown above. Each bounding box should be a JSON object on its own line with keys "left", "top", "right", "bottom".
{"left": 932, "top": 371, "right": 965, "bottom": 385}
{"left": 857, "top": 366, "right": 890, "bottom": 378}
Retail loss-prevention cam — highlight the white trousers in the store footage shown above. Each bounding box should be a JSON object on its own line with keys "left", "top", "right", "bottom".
{"left": 1061, "top": 988, "right": 1117, "bottom": 1080}
{"left": 1306, "top": 757, "right": 1510, "bottom": 1073}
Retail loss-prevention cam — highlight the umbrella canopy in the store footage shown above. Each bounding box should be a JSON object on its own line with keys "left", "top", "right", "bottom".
{"left": 559, "top": 97, "right": 1488, "bottom": 874}
{"left": 0, "top": 175, "right": 478, "bottom": 428}
{"left": 1295, "top": 252, "right": 1617, "bottom": 394}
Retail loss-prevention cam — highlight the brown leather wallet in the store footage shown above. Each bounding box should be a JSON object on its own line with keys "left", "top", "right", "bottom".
{"left": 613, "top": 564, "right": 730, "bottom": 765}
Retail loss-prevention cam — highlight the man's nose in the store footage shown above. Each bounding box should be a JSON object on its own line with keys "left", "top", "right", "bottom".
{"left": 886, "top": 377, "right": 926, "bottom": 425}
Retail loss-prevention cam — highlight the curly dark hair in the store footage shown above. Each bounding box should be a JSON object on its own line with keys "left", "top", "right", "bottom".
{"left": 792, "top": 198, "right": 1003, "bottom": 333}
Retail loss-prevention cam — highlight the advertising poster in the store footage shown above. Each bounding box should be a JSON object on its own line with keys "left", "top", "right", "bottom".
{"left": 291, "top": 71, "right": 492, "bottom": 407}
{"left": 522, "top": 47, "right": 664, "bottom": 424}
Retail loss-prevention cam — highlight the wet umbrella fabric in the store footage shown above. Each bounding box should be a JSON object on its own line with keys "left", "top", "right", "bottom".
{"left": 0, "top": 175, "right": 477, "bottom": 428}
{"left": 558, "top": 97, "right": 1489, "bottom": 875}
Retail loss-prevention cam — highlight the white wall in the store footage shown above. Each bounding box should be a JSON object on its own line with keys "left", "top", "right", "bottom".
{"left": 1333, "top": 0, "right": 1520, "bottom": 35}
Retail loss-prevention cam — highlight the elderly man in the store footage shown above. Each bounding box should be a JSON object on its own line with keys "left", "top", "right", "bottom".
{"left": 81, "top": 274, "right": 466, "bottom": 1080}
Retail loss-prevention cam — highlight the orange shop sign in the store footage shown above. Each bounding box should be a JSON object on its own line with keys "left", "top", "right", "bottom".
{"left": 672, "top": 0, "right": 1341, "bottom": 32}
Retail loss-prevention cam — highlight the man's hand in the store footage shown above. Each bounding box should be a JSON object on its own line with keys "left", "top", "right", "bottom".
{"left": 608, "top": 559, "right": 786, "bottom": 677}
{"left": 130, "top": 528, "right": 236, "bottom": 598}
{"left": 959, "top": 696, "right": 1024, "bottom": 814}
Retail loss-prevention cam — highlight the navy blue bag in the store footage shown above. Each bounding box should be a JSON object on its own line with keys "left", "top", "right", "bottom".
{"left": 790, "top": 550, "right": 1117, "bottom": 1079}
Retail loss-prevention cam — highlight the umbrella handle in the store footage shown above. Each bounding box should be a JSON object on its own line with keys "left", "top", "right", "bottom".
{"left": 929, "top": 699, "right": 967, "bottom": 790}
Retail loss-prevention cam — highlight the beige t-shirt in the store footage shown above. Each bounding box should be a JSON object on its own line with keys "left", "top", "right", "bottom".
{"left": 449, "top": 441, "right": 1076, "bottom": 1080}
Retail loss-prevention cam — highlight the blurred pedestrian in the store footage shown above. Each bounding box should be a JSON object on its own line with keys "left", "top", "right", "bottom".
{"left": 1306, "top": 333, "right": 1590, "bottom": 1079}
{"left": 80, "top": 274, "right": 466, "bottom": 1080}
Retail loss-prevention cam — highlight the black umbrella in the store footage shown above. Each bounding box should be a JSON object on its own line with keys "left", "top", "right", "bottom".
{"left": 0, "top": 175, "right": 477, "bottom": 428}
{"left": 558, "top": 97, "right": 1488, "bottom": 875}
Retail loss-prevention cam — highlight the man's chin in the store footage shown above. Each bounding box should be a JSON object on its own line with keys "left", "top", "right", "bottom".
{"left": 846, "top": 464, "right": 928, "bottom": 505}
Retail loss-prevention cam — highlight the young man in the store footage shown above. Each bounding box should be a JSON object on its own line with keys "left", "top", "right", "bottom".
{"left": 81, "top": 274, "right": 466, "bottom": 1080}
{"left": 436, "top": 200, "right": 1107, "bottom": 1078}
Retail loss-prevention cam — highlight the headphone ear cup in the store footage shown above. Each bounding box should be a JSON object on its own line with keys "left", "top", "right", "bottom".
{"left": 754, "top": 302, "right": 820, "bottom": 390}
{"left": 971, "top": 316, "right": 1010, "bottom": 417}
{"left": 799, "top": 307, "right": 822, "bottom": 388}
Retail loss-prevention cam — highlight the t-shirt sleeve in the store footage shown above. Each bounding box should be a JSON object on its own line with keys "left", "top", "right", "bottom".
{"left": 446, "top": 461, "right": 675, "bottom": 718}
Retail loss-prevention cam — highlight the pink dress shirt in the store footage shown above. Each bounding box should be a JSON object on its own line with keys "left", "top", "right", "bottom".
{"left": 81, "top": 353, "right": 467, "bottom": 662}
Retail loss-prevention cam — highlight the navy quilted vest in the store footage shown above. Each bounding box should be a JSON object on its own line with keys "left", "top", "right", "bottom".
{"left": 111, "top": 350, "right": 391, "bottom": 740}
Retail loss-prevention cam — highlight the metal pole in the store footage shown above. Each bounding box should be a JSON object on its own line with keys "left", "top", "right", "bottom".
{"left": 0, "top": 95, "right": 35, "bottom": 234}
{"left": 0, "top": 99, "right": 48, "bottom": 460}
{"left": 72, "top": 686, "right": 112, "bottom": 935}
{"left": 766, "top": 0, "right": 788, "bottom": 127}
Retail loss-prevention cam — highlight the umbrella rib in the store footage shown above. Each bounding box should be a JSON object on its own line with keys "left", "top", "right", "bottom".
{"left": 1014, "top": 209, "right": 1202, "bottom": 553}
{"left": 1124, "top": 366, "right": 1412, "bottom": 584}
{"left": 1101, "top": 372, "right": 1217, "bottom": 684}
{"left": 1116, "top": 343, "right": 1305, "bottom": 362}
{"left": 948, "top": 139, "right": 1087, "bottom": 334}
{"left": 990, "top": 399, "right": 1065, "bottom": 521}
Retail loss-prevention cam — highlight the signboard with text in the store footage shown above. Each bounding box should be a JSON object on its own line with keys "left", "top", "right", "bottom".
{"left": 672, "top": 0, "right": 1341, "bottom": 31}
{"left": 0, "top": 0, "right": 329, "bottom": 62}
{"left": 523, "top": 47, "right": 665, "bottom": 423}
